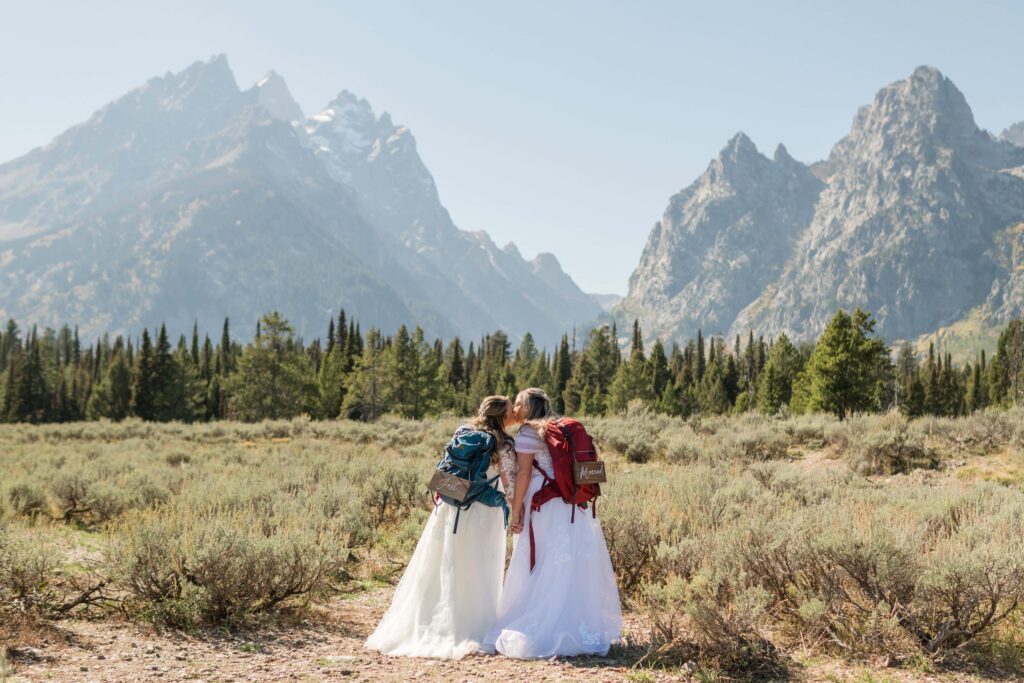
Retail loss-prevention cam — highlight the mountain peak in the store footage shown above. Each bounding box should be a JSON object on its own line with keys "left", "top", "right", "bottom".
{"left": 175, "top": 53, "right": 237, "bottom": 93}
{"left": 867, "top": 65, "right": 975, "bottom": 138}
{"left": 325, "top": 90, "right": 374, "bottom": 116}
{"left": 773, "top": 143, "right": 794, "bottom": 164}
{"left": 910, "top": 64, "right": 943, "bottom": 82}
{"left": 311, "top": 90, "right": 381, "bottom": 133}
{"left": 824, "top": 65, "right": 981, "bottom": 173}
{"left": 723, "top": 131, "right": 757, "bottom": 156}
{"left": 251, "top": 70, "right": 303, "bottom": 122}
{"left": 531, "top": 252, "right": 563, "bottom": 272}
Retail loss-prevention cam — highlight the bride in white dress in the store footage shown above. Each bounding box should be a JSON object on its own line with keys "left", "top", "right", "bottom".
{"left": 365, "top": 396, "right": 519, "bottom": 659}
{"left": 485, "top": 388, "right": 622, "bottom": 658}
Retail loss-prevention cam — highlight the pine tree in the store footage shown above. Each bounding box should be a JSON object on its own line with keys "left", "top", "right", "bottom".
{"left": 442, "top": 338, "right": 467, "bottom": 411}
{"left": 1, "top": 320, "right": 19, "bottom": 369}
{"left": 743, "top": 330, "right": 756, "bottom": 392}
{"left": 723, "top": 353, "right": 740, "bottom": 405}
{"left": 988, "top": 320, "right": 1024, "bottom": 407}
{"left": 531, "top": 350, "right": 552, "bottom": 393}
{"left": 219, "top": 318, "right": 233, "bottom": 376}
{"left": 206, "top": 373, "right": 224, "bottom": 420}
{"left": 325, "top": 317, "right": 336, "bottom": 356}
{"left": 798, "top": 308, "right": 888, "bottom": 419}
{"left": 564, "top": 326, "right": 616, "bottom": 415}
{"left": 190, "top": 322, "right": 200, "bottom": 367}
{"left": 610, "top": 322, "right": 621, "bottom": 370}
{"left": 8, "top": 330, "right": 51, "bottom": 423}
{"left": 756, "top": 333, "right": 803, "bottom": 411}
{"left": 699, "top": 361, "right": 730, "bottom": 415}
{"left": 696, "top": 329, "right": 706, "bottom": 381}
{"left": 756, "top": 362, "right": 786, "bottom": 415}
{"left": 342, "top": 329, "right": 389, "bottom": 420}
{"left": 669, "top": 342, "right": 684, "bottom": 378}
{"left": 648, "top": 339, "right": 670, "bottom": 398}
{"left": 552, "top": 335, "right": 572, "bottom": 414}
{"left": 201, "top": 336, "right": 213, "bottom": 381}
{"left": 172, "top": 344, "right": 204, "bottom": 422}
{"left": 924, "top": 343, "right": 940, "bottom": 415}
{"left": 149, "top": 325, "right": 181, "bottom": 421}
{"left": 2, "top": 355, "right": 17, "bottom": 420}
{"left": 657, "top": 377, "right": 683, "bottom": 416}
{"left": 88, "top": 349, "right": 132, "bottom": 420}
{"left": 512, "top": 333, "right": 539, "bottom": 390}
{"left": 630, "top": 319, "right": 645, "bottom": 363}
{"left": 227, "top": 312, "right": 316, "bottom": 420}
{"left": 387, "top": 325, "right": 443, "bottom": 419}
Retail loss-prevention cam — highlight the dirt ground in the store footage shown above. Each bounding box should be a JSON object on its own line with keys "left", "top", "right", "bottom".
{"left": 2, "top": 584, "right": 996, "bottom": 683}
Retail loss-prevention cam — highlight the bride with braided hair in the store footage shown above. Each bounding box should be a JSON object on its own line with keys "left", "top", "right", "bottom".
{"left": 366, "top": 395, "right": 518, "bottom": 659}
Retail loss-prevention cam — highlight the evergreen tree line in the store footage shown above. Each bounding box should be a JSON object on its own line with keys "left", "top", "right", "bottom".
{"left": 0, "top": 308, "right": 1022, "bottom": 424}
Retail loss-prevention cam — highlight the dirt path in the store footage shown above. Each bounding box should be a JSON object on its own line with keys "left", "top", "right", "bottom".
{"left": 2, "top": 586, "right": 991, "bottom": 683}
{"left": 4, "top": 588, "right": 670, "bottom": 683}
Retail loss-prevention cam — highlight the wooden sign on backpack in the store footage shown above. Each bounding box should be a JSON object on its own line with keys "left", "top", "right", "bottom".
{"left": 573, "top": 459, "right": 606, "bottom": 484}
{"left": 428, "top": 469, "right": 471, "bottom": 502}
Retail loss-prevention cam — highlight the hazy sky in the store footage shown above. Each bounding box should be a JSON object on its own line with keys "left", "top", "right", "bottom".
{"left": 3, "top": 1, "right": 1023, "bottom": 295}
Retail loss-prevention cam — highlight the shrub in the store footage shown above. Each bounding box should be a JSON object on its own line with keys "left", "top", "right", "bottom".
{"left": 108, "top": 498, "right": 349, "bottom": 628}
{"left": 782, "top": 413, "right": 833, "bottom": 448}
{"left": 7, "top": 482, "right": 48, "bottom": 518}
{"left": 357, "top": 466, "right": 428, "bottom": 526}
{"left": 662, "top": 428, "right": 702, "bottom": 464}
{"left": 712, "top": 425, "right": 790, "bottom": 462}
{"left": 684, "top": 579, "right": 780, "bottom": 675}
{"left": 848, "top": 429, "right": 939, "bottom": 475}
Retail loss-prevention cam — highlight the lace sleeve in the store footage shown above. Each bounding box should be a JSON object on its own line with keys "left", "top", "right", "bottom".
{"left": 497, "top": 442, "right": 518, "bottom": 498}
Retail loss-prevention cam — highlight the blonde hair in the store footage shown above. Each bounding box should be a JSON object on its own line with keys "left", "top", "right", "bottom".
{"left": 470, "top": 395, "right": 513, "bottom": 464}
{"left": 516, "top": 387, "right": 555, "bottom": 436}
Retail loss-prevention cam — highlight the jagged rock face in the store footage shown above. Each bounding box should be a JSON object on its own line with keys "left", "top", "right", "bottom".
{"left": 255, "top": 71, "right": 304, "bottom": 123}
{"left": 0, "top": 55, "right": 247, "bottom": 243}
{"left": 733, "top": 67, "right": 1024, "bottom": 342}
{"left": 620, "top": 133, "right": 822, "bottom": 340}
{"left": 985, "top": 222, "right": 1024, "bottom": 323}
{"left": 0, "top": 56, "right": 600, "bottom": 346}
{"left": 302, "top": 90, "right": 602, "bottom": 345}
{"left": 1002, "top": 121, "right": 1024, "bottom": 147}
{"left": 621, "top": 66, "right": 1024, "bottom": 345}
{"left": 0, "top": 66, "right": 425, "bottom": 340}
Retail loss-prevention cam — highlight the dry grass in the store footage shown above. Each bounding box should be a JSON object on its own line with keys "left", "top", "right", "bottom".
{"left": 2, "top": 408, "right": 1024, "bottom": 680}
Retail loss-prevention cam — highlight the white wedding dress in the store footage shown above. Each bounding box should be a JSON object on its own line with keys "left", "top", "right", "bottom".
{"left": 365, "top": 446, "right": 515, "bottom": 659}
{"left": 485, "top": 425, "right": 622, "bottom": 658}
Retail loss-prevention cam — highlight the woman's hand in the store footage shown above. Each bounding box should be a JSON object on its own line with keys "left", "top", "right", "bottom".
{"left": 510, "top": 505, "right": 524, "bottom": 534}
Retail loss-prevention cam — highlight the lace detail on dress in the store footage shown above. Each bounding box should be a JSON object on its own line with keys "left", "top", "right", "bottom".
{"left": 496, "top": 442, "right": 518, "bottom": 498}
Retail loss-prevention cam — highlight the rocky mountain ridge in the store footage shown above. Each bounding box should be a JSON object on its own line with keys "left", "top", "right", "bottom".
{"left": 620, "top": 66, "right": 1024, "bottom": 351}
{"left": 0, "top": 55, "right": 601, "bottom": 346}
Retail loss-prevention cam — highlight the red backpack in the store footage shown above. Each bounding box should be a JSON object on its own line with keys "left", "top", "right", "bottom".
{"left": 528, "top": 417, "right": 603, "bottom": 570}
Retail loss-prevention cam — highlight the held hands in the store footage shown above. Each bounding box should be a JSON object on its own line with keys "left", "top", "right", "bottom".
{"left": 510, "top": 505, "right": 524, "bottom": 535}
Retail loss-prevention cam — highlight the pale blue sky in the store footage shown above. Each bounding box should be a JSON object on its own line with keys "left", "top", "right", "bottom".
{"left": 3, "top": 1, "right": 1023, "bottom": 295}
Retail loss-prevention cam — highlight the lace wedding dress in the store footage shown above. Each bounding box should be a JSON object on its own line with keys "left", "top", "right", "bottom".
{"left": 365, "top": 443, "right": 516, "bottom": 659}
